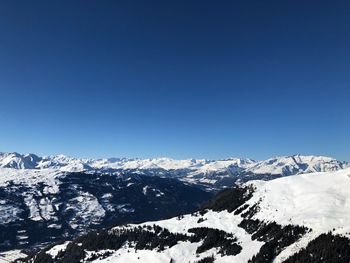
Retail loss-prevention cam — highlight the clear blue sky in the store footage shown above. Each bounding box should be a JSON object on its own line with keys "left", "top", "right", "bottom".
{"left": 0, "top": 1, "right": 349, "bottom": 160}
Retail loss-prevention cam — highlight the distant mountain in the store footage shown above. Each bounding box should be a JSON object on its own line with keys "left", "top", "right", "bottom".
{"left": 246, "top": 155, "right": 345, "bottom": 175}
{"left": 22, "top": 168, "right": 350, "bottom": 263}
{"left": 0, "top": 152, "right": 348, "bottom": 189}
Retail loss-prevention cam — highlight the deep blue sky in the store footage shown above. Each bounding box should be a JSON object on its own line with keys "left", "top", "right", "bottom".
{"left": 0, "top": 1, "right": 349, "bottom": 160}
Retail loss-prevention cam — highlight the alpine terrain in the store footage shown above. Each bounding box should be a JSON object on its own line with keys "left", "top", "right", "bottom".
{"left": 20, "top": 167, "right": 350, "bottom": 263}
{"left": 0, "top": 152, "right": 348, "bottom": 262}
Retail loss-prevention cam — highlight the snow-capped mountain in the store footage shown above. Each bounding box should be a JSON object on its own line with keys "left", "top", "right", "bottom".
{"left": 23, "top": 168, "right": 350, "bottom": 263}
{"left": 0, "top": 152, "right": 42, "bottom": 169}
{"left": 245, "top": 155, "right": 345, "bottom": 175}
{"left": 0, "top": 152, "right": 348, "bottom": 189}
{"left": 0, "top": 152, "right": 253, "bottom": 172}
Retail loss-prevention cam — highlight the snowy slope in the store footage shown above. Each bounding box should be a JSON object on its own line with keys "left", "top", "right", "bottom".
{"left": 27, "top": 168, "right": 350, "bottom": 263}
{"left": 113, "top": 168, "right": 350, "bottom": 262}
{"left": 246, "top": 168, "right": 350, "bottom": 232}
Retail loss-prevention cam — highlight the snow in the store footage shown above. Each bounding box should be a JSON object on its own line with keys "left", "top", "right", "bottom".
{"left": 188, "top": 158, "right": 254, "bottom": 177}
{"left": 0, "top": 168, "right": 63, "bottom": 223}
{"left": 65, "top": 192, "right": 106, "bottom": 227}
{"left": 111, "top": 209, "right": 263, "bottom": 263}
{"left": 246, "top": 155, "right": 345, "bottom": 175}
{"left": 0, "top": 168, "right": 62, "bottom": 189}
{"left": 0, "top": 168, "right": 62, "bottom": 223}
{"left": 23, "top": 195, "right": 42, "bottom": 221}
{"left": 232, "top": 167, "right": 350, "bottom": 261}
{"left": 142, "top": 186, "right": 149, "bottom": 195}
{"left": 48, "top": 224, "right": 62, "bottom": 229}
{"left": 142, "top": 186, "right": 165, "bottom": 197}
{"left": 246, "top": 167, "right": 350, "bottom": 233}
{"left": 0, "top": 250, "right": 26, "bottom": 263}
{"left": 87, "top": 242, "right": 202, "bottom": 263}
{"left": 0, "top": 152, "right": 349, "bottom": 262}
{"left": 97, "top": 157, "right": 206, "bottom": 170}
{"left": 116, "top": 204, "right": 135, "bottom": 213}
{"left": 101, "top": 193, "right": 113, "bottom": 199}
{"left": 39, "top": 197, "right": 56, "bottom": 221}
{"left": 39, "top": 167, "right": 350, "bottom": 262}
{"left": 0, "top": 202, "right": 22, "bottom": 224}
{"left": 46, "top": 241, "right": 70, "bottom": 257}
{"left": 96, "top": 168, "right": 350, "bottom": 263}
{"left": 273, "top": 231, "right": 320, "bottom": 263}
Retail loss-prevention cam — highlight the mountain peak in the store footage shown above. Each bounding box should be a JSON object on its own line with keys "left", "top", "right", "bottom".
{"left": 0, "top": 152, "right": 347, "bottom": 181}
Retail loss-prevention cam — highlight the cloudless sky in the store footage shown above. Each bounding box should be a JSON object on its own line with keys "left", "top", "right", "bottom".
{"left": 0, "top": 0, "right": 349, "bottom": 160}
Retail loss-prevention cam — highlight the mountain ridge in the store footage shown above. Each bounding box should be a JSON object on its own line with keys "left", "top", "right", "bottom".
{"left": 0, "top": 151, "right": 347, "bottom": 175}
{"left": 0, "top": 152, "right": 347, "bottom": 190}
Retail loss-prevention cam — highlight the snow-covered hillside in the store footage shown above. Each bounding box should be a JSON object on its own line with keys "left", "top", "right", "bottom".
{"left": 0, "top": 152, "right": 347, "bottom": 189}
{"left": 24, "top": 168, "right": 350, "bottom": 263}
{"left": 0, "top": 168, "right": 212, "bottom": 254}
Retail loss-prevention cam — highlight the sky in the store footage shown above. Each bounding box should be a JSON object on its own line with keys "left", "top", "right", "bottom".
{"left": 0, "top": 1, "right": 349, "bottom": 160}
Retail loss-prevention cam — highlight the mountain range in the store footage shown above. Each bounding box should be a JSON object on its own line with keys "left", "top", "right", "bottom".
{"left": 0, "top": 152, "right": 347, "bottom": 189}
{"left": 0, "top": 152, "right": 348, "bottom": 262}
